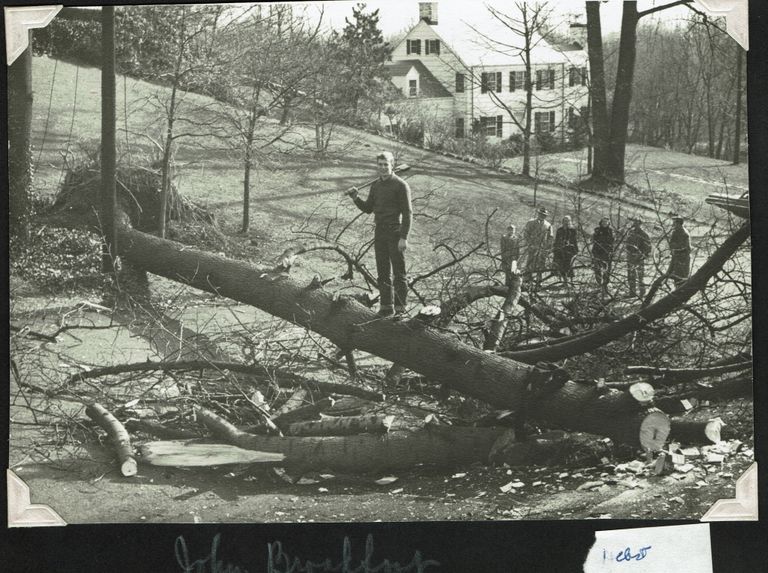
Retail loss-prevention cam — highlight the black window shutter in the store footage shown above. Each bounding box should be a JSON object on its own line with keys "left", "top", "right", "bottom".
{"left": 549, "top": 69, "right": 555, "bottom": 89}
{"left": 406, "top": 40, "right": 411, "bottom": 55}
{"left": 497, "top": 115, "right": 503, "bottom": 137}
{"left": 496, "top": 72, "right": 502, "bottom": 92}
{"left": 425, "top": 40, "right": 430, "bottom": 55}
{"left": 581, "top": 67, "right": 588, "bottom": 86}
{"left": 416, "top": 39, "right": 421, "bottom": 54}
{"left": 550, "top": 111, "right": 556, "bottom": 131}
{"left": 481, "top": 72, "right": 488, "bottom": 93}
{"left": 435, "top": 40, "right": 440, "bottom": 55}
{"left": 569, "top": 67, "right": 575, "bottom": 87}
{"left": 455, "top": 73, "right": 464, "bottom": 93}
{"left": 536, "top": 70, "right": 542, "bottom": 90}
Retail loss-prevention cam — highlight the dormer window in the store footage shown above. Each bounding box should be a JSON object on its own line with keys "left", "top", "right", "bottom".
{"left": 425, "top": 39, "right": 440, "bottom": 55}
{"left": 409, "top": 79, "right": 418, "bottom": 97}
{"left": 406, "top": 39, "right": 422, "bottom": 55}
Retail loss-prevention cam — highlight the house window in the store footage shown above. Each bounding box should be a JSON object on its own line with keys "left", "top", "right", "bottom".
{"left": 455, "top": 117, "right": 465, "bottom": 138}
{"left": 409, "top": 79, "right": 418, "bottom": 97}
{"left": 569, "top": 66, "right": 588, "bottom": 87}
{"left": 406, "top": 39, "right": 421, "bottom": 55}
{"left": 479, "top": 115, "right": 503, "bottom": 137}
{"left": 425, "top": 39, "right": 440, "bottom": 55}
{"left": 455, "top": 73, "right": 465, "bottom": 93}
{"left": 481, "top": 71, "right": 502, "bottom": 93}
{"left": 509, "top": 71, "right": 526, "bottom": 92}
{"left": 536, "top": 68, "right": 555, "bottom": 90}
{"left": 535, "top": 111, "right": 556, "bottom": 133}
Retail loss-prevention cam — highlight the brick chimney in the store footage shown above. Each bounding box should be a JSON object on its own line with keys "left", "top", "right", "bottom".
{"left": 419, "top": 2, "right": 438, "bottom": 25}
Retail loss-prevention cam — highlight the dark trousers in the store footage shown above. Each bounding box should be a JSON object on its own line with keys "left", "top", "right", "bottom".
{"left": 627, "top": 257, "right": 646, "bottom": 296}
{"left": 375, "top": 227, "right": 407, "bottom": 310}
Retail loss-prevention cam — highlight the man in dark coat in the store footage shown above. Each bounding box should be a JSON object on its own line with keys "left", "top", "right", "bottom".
{"left": 522, "top": 206, "right": 553, "bottom": 288}
{"left": 591, "top": 217, "right": 614, "bottom": 289}
{"left": 553, "top": 215, "right": 578, "bottom": 285}
{"left": 348, "top": 151, "right": 413, "bottom": 317}
{"left": 500, "top": 223, "right": 521, "bottom": 287}
{"left": 625, "top": 217, "right": 652, "bottom": 297}
{"left": 667, "top": 215, "right": 691, "bottom": 286}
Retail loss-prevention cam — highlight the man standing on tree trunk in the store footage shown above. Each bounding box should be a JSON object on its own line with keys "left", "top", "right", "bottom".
{"left": 667, "top": 214, "right": 691, "bottom": 286}
{"left": 347, "top": 151, "right": 413, "bottom": 317}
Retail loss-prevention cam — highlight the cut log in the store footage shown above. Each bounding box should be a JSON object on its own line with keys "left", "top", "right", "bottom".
{"left": 124, "top": 419, "right": 200, "bottom": 440}
{"left": 273, "top": 397, "right": 335, "bottom": 426}
{"left": 114, "top": 219, "right": 668, "bottom": 447}
{"left": 285, "top": 414, "right": 395, "bottom": 437}
{"left": 669, "top": 418, "right": 725, "bottom": 445}
{"left": 85, "top": 403, "right": 138, "bottom": 477}
{"left": 196, "top": 407, "right": 506, "bottom": 472}
{"left": 628, "top": 382, "right": 655, "bottom": 405}
{"left": 528, "top": 379, "right": 670, "bottom": 451}
{"left": 139, "top": 440, "right": 285, "bottom": 467}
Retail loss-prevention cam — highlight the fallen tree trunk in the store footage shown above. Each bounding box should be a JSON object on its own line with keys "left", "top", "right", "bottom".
{"left": 273, "top": 397, "right": 335, "bottom": 426}
{"left": 85, "top": 403, "right": 138, "bottom": 477}
{"left": 501, "top": 222, "right": 750, "bottom": 363}
{"left": 285, "top": 414, "right": 394, "bottom": 437}
{"left": 195, "top": 407, "right": 506, "bottom": 471}
{"left": 115, "top": 218, "right": 666, "bottom": 447}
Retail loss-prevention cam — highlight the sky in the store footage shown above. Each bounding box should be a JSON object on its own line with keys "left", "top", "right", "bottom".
{"left": 259, "top": 0, "right": 698, "bottom": 38}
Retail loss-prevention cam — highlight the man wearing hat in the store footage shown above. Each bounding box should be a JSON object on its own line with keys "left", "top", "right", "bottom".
{"left": 667, "top": 214, "right": 691, "bottom": 286}
{"left": 522, "top": 206, "right": 553, "bottom": 287}
{"left": 625, "top": 217, "right": 652, "bottom": 297}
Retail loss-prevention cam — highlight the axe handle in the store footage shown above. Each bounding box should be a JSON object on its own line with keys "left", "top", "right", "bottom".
{"left": 346, "top": 165, "right": 411, "bottom": 195}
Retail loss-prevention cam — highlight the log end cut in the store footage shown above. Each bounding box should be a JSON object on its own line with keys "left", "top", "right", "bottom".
{"left": 639, "top": 409, "right": 672, "bottom": 452}
{"left": 121, "top": 458, "right": 138, "bottom": 477}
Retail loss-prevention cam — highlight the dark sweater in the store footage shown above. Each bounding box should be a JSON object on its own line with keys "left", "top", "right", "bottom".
{"left": 353, "top": 174, "right": 413, "bottom": 239}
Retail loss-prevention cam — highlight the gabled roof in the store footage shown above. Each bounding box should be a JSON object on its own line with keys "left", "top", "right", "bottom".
{"left": 417, "top": 10, "right": 585, "bottom": 67}
{"left": 385, "top": 59, "right": 452, "bottom": 98}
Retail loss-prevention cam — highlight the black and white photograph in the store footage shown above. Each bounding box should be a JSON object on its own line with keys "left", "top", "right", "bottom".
{"left": 6, "top": 0, "right": 756, "bottom": 526}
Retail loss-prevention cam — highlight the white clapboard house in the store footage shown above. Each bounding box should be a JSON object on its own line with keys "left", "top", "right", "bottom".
{"left": 384, "top": 2, "right": 590, "bottom": 142}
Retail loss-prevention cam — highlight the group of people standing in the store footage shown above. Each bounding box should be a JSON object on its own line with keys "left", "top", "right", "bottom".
{"left": 500, "top": 207, "right": 692, "bottom": 297}
{"left": 345, "top": 151, "right": 693, "bottom": 319}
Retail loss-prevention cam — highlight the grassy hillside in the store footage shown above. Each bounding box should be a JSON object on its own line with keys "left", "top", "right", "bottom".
{"left": 28, "top": 54, "right": 748, "bottom": 287}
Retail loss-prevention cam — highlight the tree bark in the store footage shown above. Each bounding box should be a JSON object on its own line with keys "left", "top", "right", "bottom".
{"left": 284, "top": 414, "right": 394, "bottom": 437}
{"left": 585, "top": 1, "right": 610, "bottom": 183}
{"left": 733, "top": 47, "right": 743, "bottom": 165}
{"left": 604, "top": 1, "right": 640, "bottom": 184}
{"left": 86, "top": 403, "right": 138, "bottom": 476}
{"left": 669, "top": 418, "right": 724, "bottom": 445}
{"left": 8, "top": 35, "right": 33, "bottom": 241}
